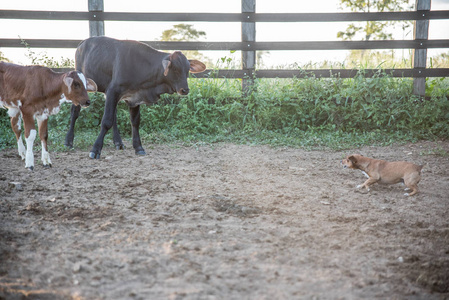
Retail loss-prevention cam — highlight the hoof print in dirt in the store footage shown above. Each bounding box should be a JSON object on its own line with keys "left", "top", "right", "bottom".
{"left": 212, "top": 195, "right": 260, "bottom": 217}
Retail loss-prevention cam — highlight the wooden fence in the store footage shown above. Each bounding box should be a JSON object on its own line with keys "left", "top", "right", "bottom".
{"left": 1, "top": 0, "right": 449, "bottom": 96}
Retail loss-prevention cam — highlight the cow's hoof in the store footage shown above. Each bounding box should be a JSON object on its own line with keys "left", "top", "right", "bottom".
{"left": 89, "top": 152, "right": 101, "bottom": 159}
{"left": 43, "top": 164, "right": 52, "bottom": 168}
{"left": 115, "top": 144, "right": 125, "bottom": 150}
{"left": 135, "top": 150, "right": 146, "bottom": 156}
{"left": 64, "top": 143, "right": 73, "bottom": 149}
{"left": 27, "top": 166, "right": 34, "bottom": 171}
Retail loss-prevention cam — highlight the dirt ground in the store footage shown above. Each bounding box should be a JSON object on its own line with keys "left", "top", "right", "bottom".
{"left": 0, "top": 140, "right": 448, "bottom": 300}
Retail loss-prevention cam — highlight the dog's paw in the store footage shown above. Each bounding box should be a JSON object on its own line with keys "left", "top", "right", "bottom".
{"left": 356, "top": 184, "right": 363, "bottom": 189}
{"left": 404, "top": 193, "right": 410, "bottom": 196}
{"left": 404, "top": 188, "right": 411, "bottom": 191}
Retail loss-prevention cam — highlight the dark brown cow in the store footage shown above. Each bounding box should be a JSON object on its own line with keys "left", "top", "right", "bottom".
{"left": 64, "top": 36, "right": 206, "bottom": 159}
{"left": 0, "top": 62, "right": 97, "bottom": 170}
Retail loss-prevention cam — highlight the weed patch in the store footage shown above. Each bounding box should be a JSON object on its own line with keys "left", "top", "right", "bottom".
{"left": 1, "top": 73, "right": 448, "bottom": 151}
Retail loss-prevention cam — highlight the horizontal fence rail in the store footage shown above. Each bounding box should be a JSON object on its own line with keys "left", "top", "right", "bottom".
{"left": 1, "top": 39, "right": 448, "bottom": 51}
{"left": 1, "top": 10, "right": 449, "bottom": 22}
{"left": 0, "top": 2, "right": 448, "bottom": 93}
{"left": 50, "top": 67, "right": 449, "bottom": 79}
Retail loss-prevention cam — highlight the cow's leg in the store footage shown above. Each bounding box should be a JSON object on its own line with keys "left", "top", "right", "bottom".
{"left": 10, "top": 112, "right": 26, "bottom": 160}
{"left": 112, "top": 119, "right": 125, "bottom": 150}
{"left": 129, "top": 105, "right": 146, "bottom": 155}
{"left": 22, "top": 113, "right": 37, "bottom": 170}
{"left": 36, "top": 115, "right": 52, "bottom": 168}
{"left": 89, "top": 89, "right": 120, "bottom": 159}
{"left": 65, "top": 104, "right": 81, "bottom": 148}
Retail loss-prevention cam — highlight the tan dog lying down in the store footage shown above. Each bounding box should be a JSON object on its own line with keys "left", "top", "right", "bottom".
{"left": 341, "top": 154, "right": 423, "bottom": 196}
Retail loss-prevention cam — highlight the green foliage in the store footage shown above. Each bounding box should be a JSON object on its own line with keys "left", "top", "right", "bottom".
{"left": 21, "top": 39, "right": 74, "bottom": 68}
{"left": 338, "top": 0, "right": 413, "bottom": 41}
{"left": 106, "top": 71, "right": 448, "bottom": 150}
{"left": 429, "top": 52, "right": 449, "bottom": 68}
{"left": 49, "top": 92, "right": 106, "bottom": 129}
{"left": 159, "top": 24, "right": 210, "bottom": 65}
{"left": 1, "top": 52, "right": 448, "bottom": 152}
{"left": 0, "top": 109, "right": 16, "bottom": 147}
{"left": 160, "top": 24, "right": 206, "bottom": 42}
{"left": 0, "top": 50, "right": 11, "bottom": 62}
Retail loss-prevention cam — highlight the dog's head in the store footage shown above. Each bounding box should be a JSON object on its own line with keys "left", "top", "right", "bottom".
{"left": 341, "top": 154, "right": 362, "bottom": 169}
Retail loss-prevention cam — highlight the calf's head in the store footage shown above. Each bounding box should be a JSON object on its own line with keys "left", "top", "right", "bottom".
{"left": 162, "top": 51, "right": 206, "bottom": 95}
{"left": 63, "top": 71, "right": 97, "bottom": 107}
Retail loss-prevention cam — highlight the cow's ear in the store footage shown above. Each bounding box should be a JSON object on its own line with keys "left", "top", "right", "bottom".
{"left": 162, "top": 59, "right": 171, "bottom": 76}
{"left": 189, "top": 60, "right": 206, "bottom": 73}
{"left": 64, "top": 76, "right": 74, "bottom": 93}
{"left": 86, "top": 78, "right": 97, "bottom": 92}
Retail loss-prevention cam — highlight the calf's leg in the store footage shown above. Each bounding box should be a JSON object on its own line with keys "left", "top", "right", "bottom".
{"left": 112, "top": 119, "right": 125, "bottom": 150}
{"left": 129, "top": 105, "right": 145, "bottom": 155}
{"left": 10, "top": 113, "right": 26, "bottom": 160}
{"left": 36, "top": 115, "right": 52, "bottom": 167}
{"left": 89, "top": 89, "right": 121, "bottom": 159}
{"left": 22, "top": 113, "right": 37, "bottom": 170}
{"left": 65, "top": 104, "right": 81, "bottom": 148}
{"left": 65, "top": 102, "right": 125, "bottom": 150}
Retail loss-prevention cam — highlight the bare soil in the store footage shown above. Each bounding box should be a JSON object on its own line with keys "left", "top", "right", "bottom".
{"left": 1, "top": 141, "right": 448, "bottom": 300}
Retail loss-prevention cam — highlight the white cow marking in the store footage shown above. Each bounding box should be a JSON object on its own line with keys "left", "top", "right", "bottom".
{"left": 60, "top": 93, "right": 71, "bottom": 104}
{"left": 17, "top": 136, "right": 26, "bottom": 160}
{"left": 41, "top": 141, "right": 52, "bottom": 166}
{"left": 7, "top": 107, "right": 20, "bottom": 118}
{"left": 13, "top": 113, "right": 23, "bottom": 135}
{"left": 25, "top": 129, "right": 37, "bottom": 169}
{"left": 35, "top": 111, "right": 49, "bottom": 121}
{"left": 77, "top": 71, "right": 88, "bottom": 88}
{"left": 3, "top": 100, "right": 22, "bottom": 118}
{"left": 51, "top": 106, "right": 61, "bottom": 115}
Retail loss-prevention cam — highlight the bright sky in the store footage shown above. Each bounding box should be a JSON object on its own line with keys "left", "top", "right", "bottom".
{"left": 0, "top": 0, "right": 448, "bottom": 67}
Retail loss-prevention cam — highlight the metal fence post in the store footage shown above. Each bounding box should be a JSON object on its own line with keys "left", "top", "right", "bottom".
{"left": 242, "top": 0, "right": 256, "bottom": 96}
{"left": 413, "top": 0, "right": 430, "bottom": 96}
{"left": 88, "top": 0, "right": 105, "bottom": 37}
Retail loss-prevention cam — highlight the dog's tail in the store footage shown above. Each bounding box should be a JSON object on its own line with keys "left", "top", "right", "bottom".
{"left": 418, "top": 164, "right": 426, "bottom": 172}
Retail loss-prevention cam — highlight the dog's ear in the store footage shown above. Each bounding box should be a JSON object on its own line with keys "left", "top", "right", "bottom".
{"left": 348, "top": 155, "right": 357, "bottom": 164}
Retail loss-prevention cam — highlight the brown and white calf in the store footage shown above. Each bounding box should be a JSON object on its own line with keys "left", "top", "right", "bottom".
{"left": 0, "top": 62, "right": 97, "bottom": 170}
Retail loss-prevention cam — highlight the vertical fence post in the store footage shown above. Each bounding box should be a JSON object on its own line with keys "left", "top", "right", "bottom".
{"left": 242, "top": 0, "right": 256, "bottom": 96}
{"left": 413, "top": 0, "right": 430, "bottom": 96}
{"left": 88, "top": 0, "right": 105, "bottom": 37}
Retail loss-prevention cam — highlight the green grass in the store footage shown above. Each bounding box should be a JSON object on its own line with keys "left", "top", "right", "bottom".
{"left": 1, "top": 72, "right": 448, "bottom": 152}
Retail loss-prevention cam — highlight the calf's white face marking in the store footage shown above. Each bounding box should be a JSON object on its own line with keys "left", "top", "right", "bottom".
{"left": 76, "top": 71, "right": 88, "bottom": 88}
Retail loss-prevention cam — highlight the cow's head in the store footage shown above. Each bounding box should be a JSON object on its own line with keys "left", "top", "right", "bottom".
{"left": 162, "top": 51, "right": 206, "bottom": 95}
{"left": 62, "top": 71, "right": 97, "bottom": 107}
